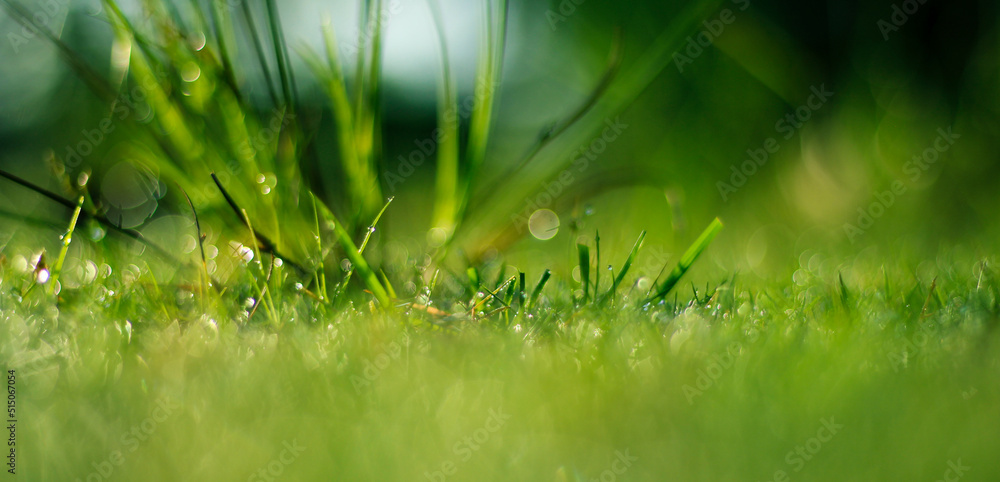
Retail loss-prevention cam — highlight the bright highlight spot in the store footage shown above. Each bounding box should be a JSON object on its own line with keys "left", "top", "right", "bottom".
{"left": 529, "top": 209, "right": 560, "bottom": 240}
{"left": 181, "top": 63, "right": 201, "bottom": 82}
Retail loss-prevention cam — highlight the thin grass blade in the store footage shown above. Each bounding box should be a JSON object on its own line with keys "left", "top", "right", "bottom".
{"left": 578, "top": 243, "right": 591, "bottom": 303}
{"left": 601, "top": 230, "right": 646, "bottom": 304}
{"left": 647, "top": 217, "right": 723, "bottom": 302}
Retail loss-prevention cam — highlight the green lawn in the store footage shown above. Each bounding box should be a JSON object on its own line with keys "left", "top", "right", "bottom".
{"left": 4, "top": 246, "right": 998, "bottom": 481}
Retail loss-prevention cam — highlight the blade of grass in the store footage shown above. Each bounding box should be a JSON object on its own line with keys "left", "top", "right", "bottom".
{"left": 518, "top": 271, "right": 526, "bottom": 309}
{"left": 529, "top": 269, "right": 551, "bottom": 309}
{"left": 466, "top": 267, "right": 480, "bottom": 299}
{"left": 239, "top": 1, "right": 280, "bottom": 106}
{"left": 594, "top": 230, "right": 601, "bottom": 297}
{"left": 456, "top": 0, "right": 509, "bottom": 223}
{"left": 180, "top": 187, "right": 214, "bottom": 300}
{"left": 310, "top": 193, "right": 328, "bottom": 302}
{"left": 470, "top": 275, "right": 515, "bottom": 317}
{"left": 211, "top": 173, "right": 306, "bottom": 274}
{"left": 331, "top": 214, "right": 392, "bottom": 309}
{"left": 646, "top": 217, "right": 723, "bottom": 303}
{"left": 578, "top": 243, "right": 590, "bottom": 303}
{"left": 427, "top": 0, "right": 461, "bottom": 236}
{"left": 342, "top": 196, "right": 394, "bottom": 293}
{"left": 920, "top": 277, "right": 938, "bottom": 319}
{"left": 353, "top": 0, "right": 372, "bottom": 124}
{"left": 241, "top": 209, "right": 279, "bottom": 326}
{"left": 600, "top": 230, "right": 646, "bottom": 304}
{"left": 264, "top": 0, "right": 297, "bottom": 108}
{"left": 310, "top": 195, "right": 392, "bottom": 309}
{"left": 839, "top": 271, "right": 850, "bottom": 310}
{"left": 347, "top": 0, "right": 384, "bottom": 219}
{"left": 298, "top": 19, "right": 364, "bottom": 212}
{"left": 206, "top": 0, "right": 242, "bottom": 101}
{"left": 49, "top": 196, "right": 84, "bottom": 295}
{"left": 102, "top": 0, "right": 203, "bottom": 164}
{"left": 380, "top": 270, "right": 397, "bottom": 299}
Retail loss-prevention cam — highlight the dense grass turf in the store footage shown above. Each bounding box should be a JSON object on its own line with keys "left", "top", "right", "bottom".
{"left": 3, "top": 246, "right": 999, "bottom": 481}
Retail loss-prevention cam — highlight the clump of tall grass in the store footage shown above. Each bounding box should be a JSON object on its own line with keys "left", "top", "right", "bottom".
{"left": 0, "top": 0, "right": 725, "bottom": 313}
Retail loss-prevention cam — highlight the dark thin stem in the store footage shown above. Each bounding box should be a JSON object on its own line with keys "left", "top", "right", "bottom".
{"left": 265, "top": 0, "right": 297, "bottom": 108}
{"left": 180, "top": 186, "right": 218, "bottom": 292}
{"left": 240, "top": 1, "right": 280, "bottom": 107}
{"left": 462, "top": 28, "right": 623, "bottom": 223}
{"left": 0, "top": 168, "right": 216, "bottom": 283}
{"left": 210, "top": 172, "right": 307, "bottom": 274}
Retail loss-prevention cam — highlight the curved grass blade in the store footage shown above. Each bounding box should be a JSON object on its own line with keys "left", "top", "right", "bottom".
{"left": 341, "top": 196, "right": 394, "bottom": 297}
{"left": 309, "top": 196, "right": 392, "bottom": 310}
{"left": 647, "top": 217, "right": 723, "bottom": 303}
{"left": 332, "top": 215, "right": 392, "bottom": 310}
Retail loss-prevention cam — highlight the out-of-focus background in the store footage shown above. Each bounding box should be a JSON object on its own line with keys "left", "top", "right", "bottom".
{"left": 0, "top": 0, "right": 997, "bottom": 281}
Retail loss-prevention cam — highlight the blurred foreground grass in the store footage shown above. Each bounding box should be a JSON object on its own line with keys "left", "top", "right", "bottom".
{"left": 3, "top": 246, "right": 999, "bottom": 481}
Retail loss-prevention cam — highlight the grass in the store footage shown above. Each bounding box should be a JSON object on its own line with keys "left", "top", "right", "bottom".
{"left": 1, "top": 0, "right": 999, "bottom": 481}
{"left": 2, "top": 244, "right": 999, "bottom": 480}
